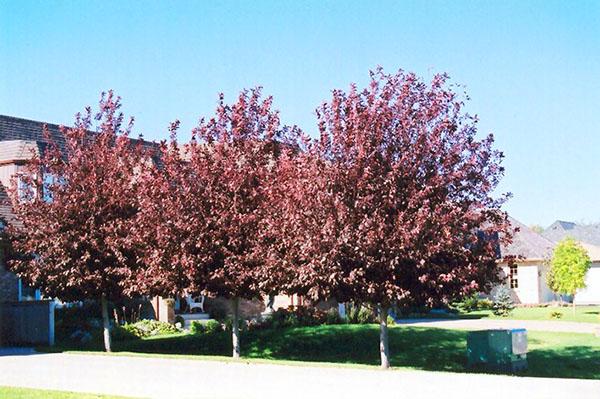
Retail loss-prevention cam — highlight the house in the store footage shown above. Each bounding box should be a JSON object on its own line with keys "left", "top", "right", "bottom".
{"left": 496, "top": 217, "right": 556, "bottom": 304}
{"left": 495, "top": 217, "right": 600, "bottom": 305}
{"left": 542, "top": 221, "right": 600, "bottom": 305}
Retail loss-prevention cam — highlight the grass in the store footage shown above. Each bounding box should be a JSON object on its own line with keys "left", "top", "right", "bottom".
{"left": 0, "top": 386, "right": 134, "bottom": 399}
{"left": 463, "top": 305, "right": 600, "bottom": 324}
{"left": 45, "top": 324, "right": 600, "bottom": 380}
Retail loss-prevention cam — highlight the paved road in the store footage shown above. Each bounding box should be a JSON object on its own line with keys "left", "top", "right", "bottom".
{"left": 1, "top": 352, "right": 599, "bottom": 399}
{"left": 396, "top": 318, "right": 600, "bottom": 333}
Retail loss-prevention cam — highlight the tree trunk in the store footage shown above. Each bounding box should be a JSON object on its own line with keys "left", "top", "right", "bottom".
{"left": 101, "top": 295, "right": 112, "bottom": 353}
{"left": 232, "top": 297, "right": 240, "bottom": 358}
{"left": 378, "top": 304, "right": 390, "bottom": 369}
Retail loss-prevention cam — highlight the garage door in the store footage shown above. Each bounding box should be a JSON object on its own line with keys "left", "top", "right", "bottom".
{"left": 574, "top": 264, "right": 600, "bottom": 304}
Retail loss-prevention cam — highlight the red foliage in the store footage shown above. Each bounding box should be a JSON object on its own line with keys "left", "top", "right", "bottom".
{"left": 6, "top": 92, "right": 147, "bottom": 302}
{"left": 275, "top": 68, "right": 512, "bottom": 308}
{"left": 135, "top": 88, "right": 302, "bottom": 301}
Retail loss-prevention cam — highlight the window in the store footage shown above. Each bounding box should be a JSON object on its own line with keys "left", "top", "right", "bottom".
{"left": 17, "top": 172, "right": 60, "bottom": 203}
{"left": 509, "top": 264, "right": 518, "bottom": 289}
{"left": 17, "top": 278, "right": 41, "bottom": 301}
{"left": 42, "top": 173, "right": 58, "bottom": 202}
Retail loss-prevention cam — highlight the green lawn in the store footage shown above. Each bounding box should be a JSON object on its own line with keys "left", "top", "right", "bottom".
{"left": 0, "top": 386, "right": 133, "bottom": 399}
{"left": 48, "top": 324, "right": 600, "bottom": 380}
{"left": 462, "top": 305, "right": 600, "bottom": 323}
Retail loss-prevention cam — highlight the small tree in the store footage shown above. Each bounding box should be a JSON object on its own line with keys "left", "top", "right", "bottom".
{"left": 492, "top": 286, "right": 514, "bottom": 317}
{"left": 548, "top": 237, "right": 591, "bottom": 309}
{"left": 7, "top": 92, "right": 146, "bottom": 352}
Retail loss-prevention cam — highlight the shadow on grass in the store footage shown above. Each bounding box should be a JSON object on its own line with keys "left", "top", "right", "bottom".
{"left": 47, "top": 325, "right": 600, "bottom": 380}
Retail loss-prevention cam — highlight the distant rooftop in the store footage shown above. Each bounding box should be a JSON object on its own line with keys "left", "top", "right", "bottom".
{"left": 0, "top": 114, "right": 158, "bottom": 158}
{"left": 543, "top": 220, "right": 600, "bottom": 247}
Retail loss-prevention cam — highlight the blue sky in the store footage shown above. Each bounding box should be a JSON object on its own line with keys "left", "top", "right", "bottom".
{"left": 1, "top": 1, "right": 599, "bottom": 227}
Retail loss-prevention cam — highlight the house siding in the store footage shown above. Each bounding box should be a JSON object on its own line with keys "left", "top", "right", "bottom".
{"left": 574, "top": 262, "right": 600, "bottom": 304}
{"left": 0, "top": 267, "right": 19, "bottom": 302}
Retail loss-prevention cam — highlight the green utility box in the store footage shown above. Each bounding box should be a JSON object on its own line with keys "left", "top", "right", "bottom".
{"left": 467, "top": 329, "right": 528, "bottom": 372}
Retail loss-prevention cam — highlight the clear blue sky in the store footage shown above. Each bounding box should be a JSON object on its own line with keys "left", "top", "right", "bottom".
{"left": 1, "top": 1, "right": 599, "bottom": 227}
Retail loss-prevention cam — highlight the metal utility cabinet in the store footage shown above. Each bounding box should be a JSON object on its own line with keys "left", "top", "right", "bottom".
{"left": 467, "top": 328, "right": 528, "bottom": 372}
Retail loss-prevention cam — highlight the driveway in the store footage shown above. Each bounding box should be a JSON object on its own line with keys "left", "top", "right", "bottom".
{"left": 395, "top": 318, "right": 600, "bottom": 333}
{"left": 1, "top": 352, "right": 599, "bottom": 399}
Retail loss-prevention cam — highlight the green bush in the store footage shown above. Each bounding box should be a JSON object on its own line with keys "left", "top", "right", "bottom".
{"left": 387, "top": 315, "right": 396, "bottom": 326}
{"left": 112, "top": 325, "right": 140, "bottom": 341}
{"left": 123, "top": 319, "right": 179, "bottom": 338}
{"left": 345, "top": 304, "right": 377, "bottom": 324}
{"left": 205, "top": 319, "right": 223, "bottom": 334}
{"left": 324, "top": 308, "right": 344, "bottom": 325}
{"left": 477, "top": 299, "right": 493, "bottom": 310}
{"left": 452, "top": 294, "right": 493, "bottom": 312}
{"left": 55, "top": 302, "right": 103, "bottom": 341}
{"left": 492, "top": 287, "right": 515, "bottom": 317}
{"left": 190, "top": 321, "right": 206, "bottom": 334}
{"left": 357, "top": 306, "right": 376, "bottom": 324}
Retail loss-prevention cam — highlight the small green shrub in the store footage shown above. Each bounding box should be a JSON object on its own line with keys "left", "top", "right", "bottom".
{"left": 477, "top": 299, "right": 493, "bottom": 310}
{"left": 357, "top": 306, "right": 376, "bottom": 324}
{"left": 205, "top": 319, "right": 223, "bottom": 334}
{"left": 387, "top": 315, "right": 396, "bottom": 326}
{"left": 123, "top": 319, "right": 179, "bottom": 338}
{"left": 112, "top": 325, "right": 140, "bottom": 341}
{"left": 190, "top": 321, "right": 206, "bottom": 334}
{"left": 452, "top": 294, "right": 493, "bottom": 312}
{"left": 324, "top": 308, "right": 343, "bottom": 325}
{"left": 550, "top": 311, "right": 563, "bottom": 319}
{"left": 492, "top": 287, "right": 515, "bottom": 317}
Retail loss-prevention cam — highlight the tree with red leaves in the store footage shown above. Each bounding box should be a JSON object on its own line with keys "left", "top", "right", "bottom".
{"left": 277, "top": 69, "right": 512, "bottom": 368}
{"left": 136, "top": 89, "right": 299, "bottom": 358}
{"left": 7, "top": 92, "right": 147, "bottom": 352}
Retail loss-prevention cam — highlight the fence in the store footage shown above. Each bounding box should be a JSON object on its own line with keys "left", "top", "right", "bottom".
{"left": 0, "top": 300, "right": 54, "bottom": 346}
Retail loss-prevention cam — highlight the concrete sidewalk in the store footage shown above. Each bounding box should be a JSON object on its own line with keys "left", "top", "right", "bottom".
{"left": 1, "top": 352, "right": 599, "bottom": 399}
{"left": 396, "top": 317, "right": 600, "bottom": 333}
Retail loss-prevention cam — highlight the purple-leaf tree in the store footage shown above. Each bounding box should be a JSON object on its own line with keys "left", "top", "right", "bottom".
{"left": 136, "top": 89, "right": 299, "bottom": 358}
{"left": 278, "top": 68, "right": 512, "bottom": 368}
{"left": 7, "top": 92, "right": 147, "bottom": 352}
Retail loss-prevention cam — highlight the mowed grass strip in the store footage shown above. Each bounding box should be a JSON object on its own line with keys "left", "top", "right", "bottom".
{"left": 463, "top": 305, "right": 600, "bottom": 324}
{"left": 50, "top": 324, "right": 600, "bottom": 380}
{"left": 0, "top": 386, "right": 135, "bottom": 399}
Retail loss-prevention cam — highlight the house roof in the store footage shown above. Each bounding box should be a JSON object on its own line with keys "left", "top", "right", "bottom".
{"left": 0, "top": 114, "right": 160, "bottom": 227}
{"left": 542, "top": 220, "right": 600, "bottom": 247}
{"left": 0, "top": 114, "right": 159, "bottom": 159}
{"left": 500, "top": 217, "right": 554, "bottom": 261}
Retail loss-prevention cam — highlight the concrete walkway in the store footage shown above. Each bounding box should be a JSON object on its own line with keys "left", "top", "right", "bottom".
{"left": 396, "top": 318, "right": 600, "bottom": 334}
{"left": 1, "top": 352, "right": 599, "bottom": 399}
